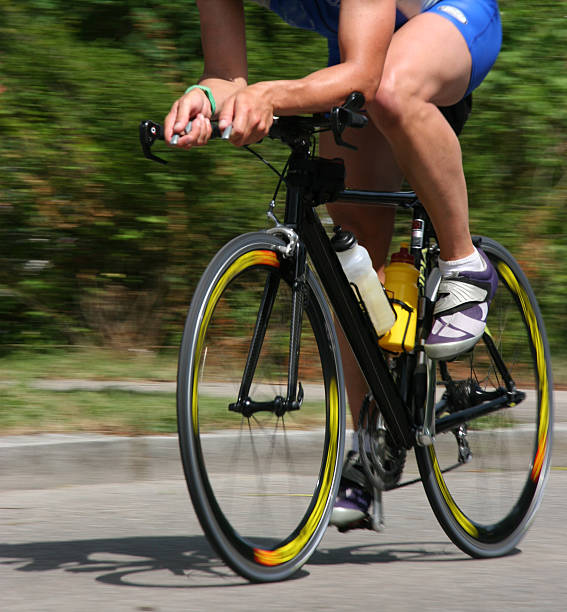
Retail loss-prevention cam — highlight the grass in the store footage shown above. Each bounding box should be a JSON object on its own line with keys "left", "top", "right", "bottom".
{"left": 2, "top": 346, "right": 564, "bottom": 435}
{"left": 0, "top": 348, "right": 335, "bottom": 435}
{"left": 0, "top": 387, "right": 178, "bottom": 434}
{"left": 0, "top": 347, "right": 179, "bottom": 381}
{"left": 0, "top": 348, "right": 179, "bottom": 435}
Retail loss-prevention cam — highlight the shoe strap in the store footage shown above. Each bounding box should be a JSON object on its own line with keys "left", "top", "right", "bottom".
{"left": 342, "top": 452, "right": 370, "bottom": 491}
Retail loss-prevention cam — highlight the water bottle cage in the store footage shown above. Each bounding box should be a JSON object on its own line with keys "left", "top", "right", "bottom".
{"left": 349, "top": 282, "right": 396, "bottom": 340}
{"left": 389, "top": 298, "right": 414, "bottom": 314}
{"left": 383, "top": 298, "right": 415, "bottom": 354}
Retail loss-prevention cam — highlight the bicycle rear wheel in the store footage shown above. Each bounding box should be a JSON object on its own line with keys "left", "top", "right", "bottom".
{"left": 177, "top": 232, "right": 345, "bottom": 582}
{"left": 416, "top": 236, "right": 553, "bottom": 557}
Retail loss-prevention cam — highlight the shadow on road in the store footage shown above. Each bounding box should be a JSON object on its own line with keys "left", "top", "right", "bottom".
{"left": 0, "top": 536, "right": 520, "bottom": 587}
{"left": 311, "top": 541, "right": 468, "bottom": 566}
{"left": 0, "top": 536, "right": 251, "bottom": 588}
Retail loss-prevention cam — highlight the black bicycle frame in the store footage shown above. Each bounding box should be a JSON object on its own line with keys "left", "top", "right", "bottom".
{"left": 138, "top": 116, "right": 522, "bottom": 449}
{"left": 278, "top": 150, "right": 521, "bottom": 450}
{"left": 281, "top": 148, "right": 417, "bottom": 448}
{"left": 301, "top": 207, "right": 415, "bottom": 448}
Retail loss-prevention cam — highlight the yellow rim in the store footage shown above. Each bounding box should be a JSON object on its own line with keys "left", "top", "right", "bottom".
{"left": 497, "top": 262, "right": 550, "bottom": 483}
{"left": 429, "top": 445, "right": 479, "bottom": 537}
{"left": 191, "top": 249, "right": 279, "bottom": 433}
{"left": 254, "top": 376, "right": 339, "bottom": 566}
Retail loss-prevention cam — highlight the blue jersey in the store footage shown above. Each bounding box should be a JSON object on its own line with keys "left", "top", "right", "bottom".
{"left": 250, "top": 1, "right": 443, "bottom": 64}
{"left": 250, "top": 1, "right": 442, "bottom": 37}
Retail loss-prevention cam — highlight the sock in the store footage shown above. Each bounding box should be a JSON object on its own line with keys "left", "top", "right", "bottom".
{"left": 439, "top": 247, "right": 486, "bottom": 275}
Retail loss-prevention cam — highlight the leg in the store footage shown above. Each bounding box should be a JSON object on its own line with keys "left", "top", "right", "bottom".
{"left": 322, "top": 126, "right": 402, "bottom": 531}
{"left": 369, "top": 12, "right": 474, "bottom": 261}
{"left": 321, "top": 124, "right": 403, "bottom": 428}
{"left": 370, "top": 12, "right": 500, "bottom": 360}
{"left": 328, "top": 7, "right": 501, "bottom": 530}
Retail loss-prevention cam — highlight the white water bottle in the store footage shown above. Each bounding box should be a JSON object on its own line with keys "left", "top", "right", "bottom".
{"left": 332, "top": 228, "right": 395, "bottom": 336}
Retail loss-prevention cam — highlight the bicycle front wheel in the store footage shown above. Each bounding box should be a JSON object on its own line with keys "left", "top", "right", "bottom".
{"left": 177, "top": 232, "right": 345, "bottom": 582}
{"left": 416, "top": 236, "right": 553, "bottom": 557}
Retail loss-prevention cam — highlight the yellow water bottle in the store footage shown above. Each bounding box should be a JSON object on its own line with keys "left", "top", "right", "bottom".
{"left": 379, "top": 243, "right": 419, "bottom": 353}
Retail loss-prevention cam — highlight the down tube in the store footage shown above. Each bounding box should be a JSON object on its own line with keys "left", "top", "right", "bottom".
{"left": 300, "top": 206, "right": 414, "bottom": 449}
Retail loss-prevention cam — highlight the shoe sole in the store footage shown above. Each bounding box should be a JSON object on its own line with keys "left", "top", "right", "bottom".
{"left": 329, "top": 507, "right": 366, "bottom": 528}
{"left": 424, "top": 332, "right": 482, "bottom": 361}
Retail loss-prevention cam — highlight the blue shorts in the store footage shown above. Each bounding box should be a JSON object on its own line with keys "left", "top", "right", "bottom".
{"left": 326, "top": 0, "right": 502, "bottom": 96}
{"left": 425, "top": 0, "right": 502, "bottom": 95}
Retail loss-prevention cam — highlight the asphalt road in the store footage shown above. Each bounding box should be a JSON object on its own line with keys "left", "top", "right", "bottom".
{"left": 1, "top": 390, "right": 565, "bottom": 610}
{"left": 1, "top": 460, "right": 566, "bottom": 611}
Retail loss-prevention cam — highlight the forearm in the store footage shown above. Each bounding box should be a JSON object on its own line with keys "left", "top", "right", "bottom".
{"left": 250, "top": 62, "right": 380, "bottom": 116}
{"left": 245, "top": 0, "right": 394, "bottom": 115}
{"left": 198, "top": 61, "right": 375, "bottom": 118}
{"left": 169, "top": 0, "right": 394, "bottom": 146}
{"left": 196, "top": 0, "right": 247, "bottom": 115}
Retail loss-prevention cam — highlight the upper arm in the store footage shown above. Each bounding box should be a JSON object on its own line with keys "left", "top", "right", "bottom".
{"left": 197, "top": 0, "right": 248, "bottom": 82}
{"left": 337, "top": 0, "right": 396, "bottom": 87}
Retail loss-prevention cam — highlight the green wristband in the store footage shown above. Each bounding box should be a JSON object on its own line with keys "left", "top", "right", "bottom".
{"left": 184, "top": 84, "right": 216, "bottom": 116}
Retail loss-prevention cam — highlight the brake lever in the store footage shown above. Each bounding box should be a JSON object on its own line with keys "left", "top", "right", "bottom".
{"left": 139, "top": 120, "right": 167, "bottom": 165}
{"left": 330, "top": 91, "right": 368, "bottom": 150}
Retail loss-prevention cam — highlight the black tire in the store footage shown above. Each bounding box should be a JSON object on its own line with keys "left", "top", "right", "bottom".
{"left": 416, "top": 236, "right": 553, "bottom": 557}
{"left": 177, "top": 232, "right": 345, "bottom": 582}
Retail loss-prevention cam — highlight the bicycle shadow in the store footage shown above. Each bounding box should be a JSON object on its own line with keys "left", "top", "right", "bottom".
{"left": 0, "top": 535, "right": 257, "bottom": 588}
{"left": 311, "top": 540, "right": 521, "bottom": 566}
{"left": 0, "top": 536, "right": 521, "bottom": 588}
{"left": 312, "top": 541, "right": 465, "bottom": 566}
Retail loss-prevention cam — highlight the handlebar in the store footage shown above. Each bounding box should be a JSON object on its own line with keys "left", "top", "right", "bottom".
{"left": 140, "top": 91, "right": 368, "bottom": 164}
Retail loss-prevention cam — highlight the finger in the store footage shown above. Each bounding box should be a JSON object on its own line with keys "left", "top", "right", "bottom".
{"left": 194, "top": 114, "right": 212, "bottom": 146}
{"left": 218, "top": 96, "right": 236, "bottom": 132}
{"left": 245, "top": 114, "right": 272, "bottom": 145}
{"left": 164, "top": 100, "right": 180, "bottom": 142}
{"left": 170, "top": 120, "right": 191, "bottom": 147}
{"left": 232, "top": 109, "right": 269, "bottom": 146}
{"left": 172, "top": 96, "right": 193, "bottom": 135}
{"left": 227, "top": 97, "right": 250, "bottom": 146}
{"left": 176, "top": 114, "right": 210, "bottom": 149}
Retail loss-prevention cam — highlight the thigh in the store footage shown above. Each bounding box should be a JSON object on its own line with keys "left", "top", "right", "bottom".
{"left": 426, "top": 0, "right": 502, "bottom": 96}
{"left": 382, "top": 0, "right": 501, "bottom": 106}
{"left": 381, "top": 11, "right": 473, "bottom": 107}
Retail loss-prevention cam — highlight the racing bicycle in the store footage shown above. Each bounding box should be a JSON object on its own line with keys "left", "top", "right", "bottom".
{"left": 140, "top": 93, "right": 553, "bottom": 582}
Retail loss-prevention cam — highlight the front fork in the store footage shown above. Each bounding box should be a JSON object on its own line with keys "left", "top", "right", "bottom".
{"left": 229, "top": 242, "right": 306, "bottom": 418}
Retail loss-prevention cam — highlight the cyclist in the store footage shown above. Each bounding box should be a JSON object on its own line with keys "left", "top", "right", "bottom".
{"left": 165, "top": 0, "right": 502, "bottom": 530}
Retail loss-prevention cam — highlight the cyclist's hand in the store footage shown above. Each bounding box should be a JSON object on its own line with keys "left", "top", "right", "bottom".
{"left": 218, "top": 85, "right": 274, "bottom": 147}
{"left": 165, "top": 88, "right": 213, "bottom": 148}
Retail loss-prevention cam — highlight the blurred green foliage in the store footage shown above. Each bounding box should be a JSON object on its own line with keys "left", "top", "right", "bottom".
{"left": 0, "top": 1, "right": 566, "bottom": 362}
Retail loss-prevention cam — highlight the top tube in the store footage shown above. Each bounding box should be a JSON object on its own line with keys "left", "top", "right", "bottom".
{"left": 338, "top": 189, "right": 418, "bottom": 208}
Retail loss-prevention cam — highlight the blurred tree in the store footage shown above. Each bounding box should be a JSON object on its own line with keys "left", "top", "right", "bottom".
{"left": 0, "top": 0, "right": 565, "bottom": 362}
{"left": 461, "top": 0, "right": 567, "bottom": 358}
{"left": 0, "top": 0, "right": 324, "bottom": 349}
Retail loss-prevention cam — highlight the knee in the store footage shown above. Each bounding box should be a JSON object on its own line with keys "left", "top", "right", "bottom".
{"left": 371, "top": 67, "right": 424, "bottom": 134}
